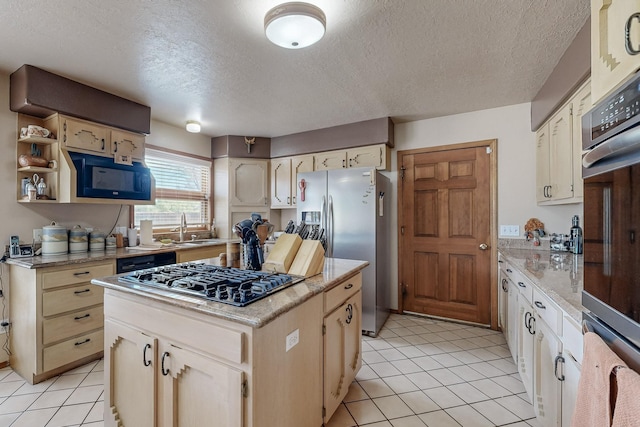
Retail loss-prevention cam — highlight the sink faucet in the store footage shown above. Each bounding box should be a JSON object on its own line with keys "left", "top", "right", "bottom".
{"left": 179, "top": 212, "right": 187, "bottom": 242}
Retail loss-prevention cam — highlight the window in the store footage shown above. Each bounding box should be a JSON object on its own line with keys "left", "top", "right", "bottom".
{"left": 134, "top": 148, "right": 212, "bottom": 230}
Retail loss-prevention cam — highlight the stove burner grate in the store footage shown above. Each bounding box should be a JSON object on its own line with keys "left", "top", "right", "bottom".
{"left": 118, "top": 263, "right": 303, "bottom": 306}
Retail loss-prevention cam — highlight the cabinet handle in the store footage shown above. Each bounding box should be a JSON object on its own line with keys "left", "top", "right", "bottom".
{"left": 534, "top": 301, "right": 546, "bottom": 310}
{"left": 344, "top": 283, "right": 353, "bottom": 290}
{"left": 529, "top": 315, "right": 536, "bottom": 335}
{"left": 292, "top": 196, "right": 296, "bottom": 204}
{"left": 75, "top": 338, "right": 91, "bottom": 346}
{"left": 498, "top": 260, "right": 504, "bottom": 263}
{"left": 345, "top": 304, "right": 353, "bottom": 324}
{"left": 342, "top": 159, "right": 346, "bottom": 168}
{"left": 161, "top": 351, "right": 170, "bottom": 376}
{"left": 143, "top": 343, "right": 152, "bottom": 367}
{"left": 101, "top": 138, "right": 105, "bottom": 151}
{"left": 517, "top": 281, "right": 526, "bottom": 288}
{"left": 506, "top": 268, "right": 512, "bottom": 273}
{"left": 114, "top": 141, "right": 118, "bottom": 153}
{"left": 501, "top": 278, "right": 508, "bottom": 292}
{"left": 74, "top": 289, "right": 91, "bottom": 295}
{"left": 287, "top": 196, "right": 290, "bottom": 204}
{"left": 74, "top": 313, "right": 90, "bottom": 320}
{"left": 554, "top": 355, "right": 565, "bottom": 381}
{"left": 626, "top": 13, "right": 640, "bottom": 55}
{"left": 73, "top": 271, "right": 91, "bottom": 276}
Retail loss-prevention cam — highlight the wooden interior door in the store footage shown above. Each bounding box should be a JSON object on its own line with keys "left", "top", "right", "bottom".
{"left": 399, "top": 141, "right": 495, "bottom": 326}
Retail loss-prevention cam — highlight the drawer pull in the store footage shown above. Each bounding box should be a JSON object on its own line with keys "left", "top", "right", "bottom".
{"left": 161, "top": 351, "right": 170, "bottom": 376}
{"left": 75, "top": 338, "right": 91, "bottom": 346}
{"left": 344, "top": 283, "right": 353, "bottom": 290}
{"left": 534, "top": 301, "right": 546, "bottom": 310}
{"left": 517, "top": 282, "right": 526, "bottom": 288}
{"left": 143, "top": 343, "right": 152, "bottom": 367}
{"left": 73, "top": 271, "right": 91, "bottom": 276}
{"left": 554, "top": 355, "right": 565, "bottom": 381}
{"left": 74, "top": 313, "right": 90, "bottom": 320}
{"left": 501, "top": 278, "right": 508, "bottom": 292}
{"left": 74, "top": 289, "right": 91, "bottom": 295}
{"left": 506, "top": 268, "right": 513, "bottom": 273}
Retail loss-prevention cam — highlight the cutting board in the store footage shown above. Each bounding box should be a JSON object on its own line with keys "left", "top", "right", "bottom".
{"left": 262, "top": 234, "right": 302, "bottom": 273}
{"left": 288, "top": 240, "right": 325, "bottom": 277}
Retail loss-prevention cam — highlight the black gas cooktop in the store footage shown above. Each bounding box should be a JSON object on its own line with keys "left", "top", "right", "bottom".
{"left": 118, "top": 263, "right": 303, "bottom": 307}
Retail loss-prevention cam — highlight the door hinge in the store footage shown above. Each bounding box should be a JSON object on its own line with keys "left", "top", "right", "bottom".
{"left": 242, "top": 380, "right": 248, "bottom": 398}
{"left": 322, "top": 407, "right": 326, "bottom": 418}
{"left": 400, "top": 166, "right": 406, "bottom": 180}
{"left": 401, "top": 226, "right": 405, "bottom": 235}
{"left": 322, "top": 324, "right": 326, "bottom": 335}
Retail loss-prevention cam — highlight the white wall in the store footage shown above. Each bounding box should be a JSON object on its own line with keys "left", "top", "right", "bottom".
{"left": 388, "top": 103, "right": 582, "bottom": 309}
{"left": 0, "top": 72, "right": 210, "bottom": 363}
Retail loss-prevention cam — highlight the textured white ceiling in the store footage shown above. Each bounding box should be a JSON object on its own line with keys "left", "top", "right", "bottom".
{"left": 0, "top": 0, "right": 590, "bottom": 138}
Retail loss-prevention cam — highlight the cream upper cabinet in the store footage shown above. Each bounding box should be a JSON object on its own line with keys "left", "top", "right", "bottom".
{"left": 314, "top": 145, "right": 390, "bottom": 171}
{"left": 111, "top": 129, "right": 145, "bottom": 161}
{"left": 314, "top": 150, "right": 347, "bottom": 170}
{"left": 228, "top": 158, "right": 269, "bottom": 206}
{"left": 536, "top": 79, "right": 590, "bottom": 205}
{"left": 347, "top": 144, "right": 389, "bottom": 169}
{"left": 271, "top": 155, "right": 314, "bottom": 208}
{"left": 591, "top": 0, "right": 640, "bottom": 104}
{"left": 60, "top": 115, "right": 109, "bottom": 154}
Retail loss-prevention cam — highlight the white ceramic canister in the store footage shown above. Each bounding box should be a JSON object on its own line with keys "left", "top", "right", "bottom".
{"left": 89, "top": 229, "right": 106, "bottom": 251}
{"left": 42, "top": 221, "right": 68, "bottom": 255}
{"left": 69, "top": 225, "right": 88, "bottom": 253}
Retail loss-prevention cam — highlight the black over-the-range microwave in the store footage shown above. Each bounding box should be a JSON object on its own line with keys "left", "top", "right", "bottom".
{"left": 581, "top": 70, "right": 640, "bottom": 371}
{"left": 70, "top": 152, "right": 153, "bottom": 201}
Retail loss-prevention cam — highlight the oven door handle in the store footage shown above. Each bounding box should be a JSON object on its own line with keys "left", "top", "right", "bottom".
{"left": 583, "top": 125, "right": 640, "bottom": 169}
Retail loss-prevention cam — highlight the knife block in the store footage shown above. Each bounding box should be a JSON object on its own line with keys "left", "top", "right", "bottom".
{"left": 262, "top": 234, "right": 302, "bottom": 273}
{"left": 288, "top": 240, "right": 325, "bottom": 277}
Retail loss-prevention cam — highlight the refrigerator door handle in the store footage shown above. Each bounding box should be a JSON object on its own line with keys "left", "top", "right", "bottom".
{"left": 322, "top": 196, "right": 327, "bottom": 231}
{"left": 328, "top": 195, "right": 334, "bottom": 257}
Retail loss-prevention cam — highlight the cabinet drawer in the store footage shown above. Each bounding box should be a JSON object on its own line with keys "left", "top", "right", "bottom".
{"left": 43, "top": 329, "right": 104, "bottom": 372}
{"left": 532, "top": 288, "right": 561, "bottom": 334}
{"left": 43, "top": 305, "right": 104, "bottom": 345}
{"left": 324, "top": 273, "right": 362, "bottom": 313}
{"left": 506, "top": 268, "right": 533, "bottom": 304}
{"left": 42, "top": 263, "right": 114, "bottom": 290}
{"left": 563, "top": 315, "right": 583, "bottom": 364}
{"left": 43, "top": 284, "right": 104, "bottom": 317}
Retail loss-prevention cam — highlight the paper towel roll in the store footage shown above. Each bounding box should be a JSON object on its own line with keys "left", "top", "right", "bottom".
{"left": 127, "top": 228, "right": 138, "bottom": 247}
{"left": 140, "top": 220, "right": 153, "bottom": 245}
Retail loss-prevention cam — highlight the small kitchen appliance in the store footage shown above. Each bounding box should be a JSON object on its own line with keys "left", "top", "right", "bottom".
{"left": 118, "top": 263, "right": 303, "bottom": 307}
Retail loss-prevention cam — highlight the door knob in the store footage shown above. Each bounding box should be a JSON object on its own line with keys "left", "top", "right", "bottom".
{"left": 479, "top": 243, "right": 489, "bottom": 250}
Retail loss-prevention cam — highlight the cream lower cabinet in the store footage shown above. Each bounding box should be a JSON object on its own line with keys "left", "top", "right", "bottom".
{"left": 176, "top": 244, "right": 226, "bottom": 263}
{"left": 9, "top": 260, "right": 113, "bottom": 384}
{"left": 103, "top": 285, "right": 324, "bottom": 427}
{"left": 323, "top": 273, "right": 362, "bottom": 423}
{"left": 501, "top": 256, "right": 582, "bottom": 427}
{"left": 591, "top": 0, "right": 640, "bottom": 104}
{"left": 105, "top": 319, "right": 242, "bottom": 427}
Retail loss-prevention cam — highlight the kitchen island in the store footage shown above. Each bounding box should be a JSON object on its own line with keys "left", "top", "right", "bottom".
{"left": 92, "top": 258, "right": 367, "bottom": 427}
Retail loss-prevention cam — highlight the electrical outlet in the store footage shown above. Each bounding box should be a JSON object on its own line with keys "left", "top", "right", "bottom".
{"left": 500, "top": 225, "right": 520, "bottom": 237}
{"left": 285, "top": 329, "right": 299, "bottom": 352}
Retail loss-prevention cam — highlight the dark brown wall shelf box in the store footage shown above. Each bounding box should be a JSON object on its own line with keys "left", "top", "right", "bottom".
{"left": 10, "top": 65, "right": 151, "bottom": 134}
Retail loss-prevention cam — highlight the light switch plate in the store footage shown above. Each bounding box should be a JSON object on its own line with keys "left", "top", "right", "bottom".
{"left": 500, "top": 225, "right": 520, "bottom": 237}
{"left": 286, "top": 329, "right": 299, "bottom": 352}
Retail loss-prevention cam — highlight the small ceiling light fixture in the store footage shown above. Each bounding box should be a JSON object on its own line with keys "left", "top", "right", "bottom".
{"left": 185, "top": 120, "right": 201, "bottom": 133}
{"left": 264, "top": 2, "right": 326, "bottom": 49}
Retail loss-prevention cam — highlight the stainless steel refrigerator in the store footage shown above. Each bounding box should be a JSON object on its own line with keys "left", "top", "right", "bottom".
{"left": 297, "top": 167, "right": 390, "bottom": 336}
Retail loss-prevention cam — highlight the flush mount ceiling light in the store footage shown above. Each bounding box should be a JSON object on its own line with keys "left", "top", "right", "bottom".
{"left": 185, "top": 120, "right": 201, "bottom": 133}
{"left": 264, "top": 2, "right": 326, "bottom": 49}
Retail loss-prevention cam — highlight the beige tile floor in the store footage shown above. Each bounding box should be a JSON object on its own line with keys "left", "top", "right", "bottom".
{"left": 0, "top": 313, "right": 540, "bottom": 427}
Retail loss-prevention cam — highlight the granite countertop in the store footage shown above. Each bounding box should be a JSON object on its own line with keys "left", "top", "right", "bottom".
{"left": 498, "top": 247, "right": 583, "bottom": 322}
{"left": 92, "top": 258, "right": 368, "bottom": 329}
{"left": 5, "top": 238, "right": 239, "bottom": 269}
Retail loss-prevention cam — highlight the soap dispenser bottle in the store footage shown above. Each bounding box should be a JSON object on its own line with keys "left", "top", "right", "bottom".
{"left": 570, "top": 215, "right": 583, "bottom": 254}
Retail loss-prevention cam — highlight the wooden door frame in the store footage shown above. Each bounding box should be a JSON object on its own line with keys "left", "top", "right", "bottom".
{"left": 397, "top": 139, "right": 499, "bottom": 329}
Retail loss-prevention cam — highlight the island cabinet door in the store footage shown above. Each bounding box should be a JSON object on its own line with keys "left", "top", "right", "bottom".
{"left": 158, "top": 342, "right": 244, "bottom": 427}
{"left": 104, "top": 319, "right": 157, "bottom": 427}
{"left": 323, "top": 290, "right": 362, "bottom": 422}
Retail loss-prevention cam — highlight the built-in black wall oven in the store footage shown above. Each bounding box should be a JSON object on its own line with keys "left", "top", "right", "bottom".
{"left": 582, "top": 71, "right": 640, "bottom": 371}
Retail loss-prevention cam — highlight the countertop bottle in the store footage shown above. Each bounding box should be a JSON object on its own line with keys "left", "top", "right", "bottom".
{"left": 570, "top": 215, "right": 583, "bottom": 254}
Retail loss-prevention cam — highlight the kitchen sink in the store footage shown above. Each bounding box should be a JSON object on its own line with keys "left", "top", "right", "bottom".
{"left": 175, "top": 239, "right": 222, "bottom": 247}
